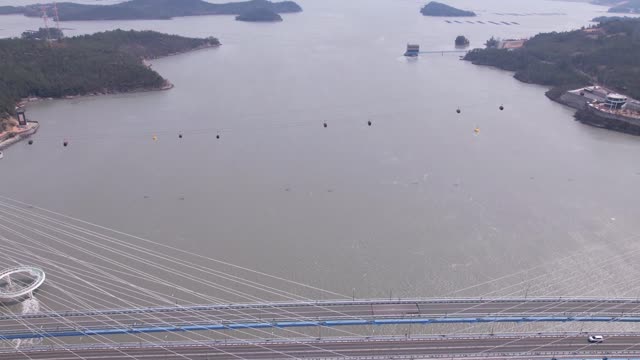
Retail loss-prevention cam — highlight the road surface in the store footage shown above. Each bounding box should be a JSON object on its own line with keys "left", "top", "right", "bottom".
{"left": 1, "top": 333, "right": 639, "bottom": 359}
{"left": 2, "top": 298, "right": 640, "bottom": 336}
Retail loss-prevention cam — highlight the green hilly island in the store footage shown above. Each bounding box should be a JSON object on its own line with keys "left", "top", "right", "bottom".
{"left": 464, "top": 17, "right": 640, "bottom": 100}
{"left": 0, "top": 30, "right": 219, "bottom": 129}
{"left": 420, "top": 2, "right": 476, "bottom": 17}
{"left": 236, "top": 8, "right": 283, "bottom": 22}
{"left": 0, "top": 0, "right": 302, "bottom": 21}
{"left": 595, "top": 0, "right": 640, "bottom": 13}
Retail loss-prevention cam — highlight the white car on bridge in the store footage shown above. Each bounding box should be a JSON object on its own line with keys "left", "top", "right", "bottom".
{"left": 588, "top": 335, "right": 604, "bottom": 343}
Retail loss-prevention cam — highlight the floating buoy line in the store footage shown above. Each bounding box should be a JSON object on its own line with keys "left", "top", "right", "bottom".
{"left": 4, "top": 103, "right": 508, "bottom": 150}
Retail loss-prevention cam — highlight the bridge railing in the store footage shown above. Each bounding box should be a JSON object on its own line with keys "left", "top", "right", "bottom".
{"left": 5, "top": 296, "right": 640, "bottom": 320}
{"left": 5, "top": 332, "right": 640, "bottom": 358}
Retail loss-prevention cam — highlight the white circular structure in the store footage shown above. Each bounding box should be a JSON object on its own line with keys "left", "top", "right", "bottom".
{"left": 606, "top": 93, "right": 628, "bottom": 109}
{"left": 0, "top": 266, "right": 45, "bottom": 302}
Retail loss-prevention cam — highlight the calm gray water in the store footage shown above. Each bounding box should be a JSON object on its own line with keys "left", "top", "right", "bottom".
{"left": 2, "top": 0, "right": 640, "bottom": 312}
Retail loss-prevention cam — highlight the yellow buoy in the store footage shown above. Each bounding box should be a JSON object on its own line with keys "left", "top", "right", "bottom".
{"left": 474, "top": 127, "right": 480, "bottom": 135}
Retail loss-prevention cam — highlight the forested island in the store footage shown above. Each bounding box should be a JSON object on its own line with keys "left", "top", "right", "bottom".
{"left": 609, "top": 1, "right": 640, "bottom": 13}
{"left": 0, "top": 0, "right": 302, "bottom": 21}
{"left": 420, "top": 2, "right": 476, "bottom": 17}
{"left": 463, "top": 18, "right": 640, "bottom": 101}
{"left": 236, "top": 8, "right": 283, "bottom": 22}
{"left": 592, "top": 16, "right": 634, "bottom": 23}
{"left": 594, "top": 0, "right": 640, "bottom": 14}
{"left": 455, "top": 35, "right": 470, "bottom": 47}
{"left": 0, "top": 29, "right": 219, "bottom": 130}
{"left": 572, "top": 0, "right": 640, "bottom": 13}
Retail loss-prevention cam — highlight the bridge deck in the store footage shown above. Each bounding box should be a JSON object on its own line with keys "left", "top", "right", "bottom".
{"left": 2, "top": 298, "right": 640, "bottom": 340}
{"left": 3, "top": 334, "right": 640, "bottom": 359}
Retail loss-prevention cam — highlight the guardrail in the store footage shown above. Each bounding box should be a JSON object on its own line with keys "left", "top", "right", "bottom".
{"left": 4, "top": 333, "right": 640, "bottom": 359}
{"left": 4, "top": 297, "right": 640, "bottom": 321}
{"left": 14, "top": 311, "right": 640, "bottom": 330}
{"left": 5, "top": 315, "right": 640, "bottom": 340}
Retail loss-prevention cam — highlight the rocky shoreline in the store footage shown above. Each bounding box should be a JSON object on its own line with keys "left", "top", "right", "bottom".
{"left": 17, "top": 82, "right": 174, "bottom": 107}
{"left": 2, "top": 42, "right": 218, "bottom": 151}
{"left": 144, "top": 42, "right": 220, "bottom": 61}
{"left": 0, "top": 122, "right": 39, "bottom": 151}
{"left": 548, "top": 90, "right": 640, "bottom": 136}
{"left": 14, "top": 42, "right": 219, "bottom": 106}
{"left": 574, "top": 106, "right": 640, "bottom": 136}
{"left": 464, "top": 59, "right": 640, "bottom": 138}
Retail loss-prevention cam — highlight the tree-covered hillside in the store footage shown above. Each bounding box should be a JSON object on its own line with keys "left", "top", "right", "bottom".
{"left": 0, "top": 29, "right": 219, "bottom": 122}
{"left": 464, "top": 18, "right": 640, "bottom": 99}
{"left": 0, "top": 0, "right": 302, "bottom": 21}
{"left": 236, "top": 8, "right": 283, "bottom": 22}
{"left": 607, "top": 0, "right": 640, "bottom": 13}
{"left": 420, "top": 2, "right": 476, "bottom": 17}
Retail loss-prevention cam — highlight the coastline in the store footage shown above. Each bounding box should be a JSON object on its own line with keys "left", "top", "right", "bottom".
{"left": 16, "top": 42, "right": 219, "bottom": 107}
{"left": 2, "top": 42, "right": 219, "bottom": 151}
{"left": 465, "top": 57, "right": 640, "bottom": 137}
{"left": 17, "top": 81, "right": 175, "bottom": 107}
{"left": 144, "top": 42, "right": 220, "bottom": 61}
{"left": 0, "top": 122, "right": 39, "bottom": 151}
{"left": 547, "top": 89, "right": 640, "bottom": 136}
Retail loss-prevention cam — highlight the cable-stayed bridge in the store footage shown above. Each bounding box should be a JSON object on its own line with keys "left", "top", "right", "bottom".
{"left": 2, "top": 196, "right": 640, "bottom": 359}
{"left": 4, "top": 298, "right": 640, "bottom": 341}
{"left": 6, "top": 333, "right": 640, "bottom": 359}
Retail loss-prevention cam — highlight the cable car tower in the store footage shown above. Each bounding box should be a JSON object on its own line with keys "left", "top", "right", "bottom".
{"left": 53, "top": 1, "right": 62, "bottom": 37}
{"left": 40, "top": 4, "right": 51, "bottom": 42}
{"left": 39, "top": 2, "right": 62, "bottom": 42}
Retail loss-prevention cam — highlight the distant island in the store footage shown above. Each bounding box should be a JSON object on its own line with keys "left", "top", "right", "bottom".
{"left": 455, "top": 35, "right": 470, "bottom": 47}
{"left": 592, "top": 15, "right": 634, "bottom": 23}
{"left": 236, "top": 8, "right": 283, "bottom": 22}
{"left": 603, "top": 0, "right": 640, "bottom": 14}
{"left": 420, "top": 2, "right": 476, "bottom": 17}
{"left": 573, "top": 0, "right": 640, "bottom": 14}
{"left": 0, "top": 0, "right": 302, "bottom": 21}
{"left": 464, "top": 18, "right": 640, "bottom": 99}
{"left": 0, "top": 29, "right": 219, "bottom": 134}
{"left": 464, "top": 18, "right": 640, "bottom": 134}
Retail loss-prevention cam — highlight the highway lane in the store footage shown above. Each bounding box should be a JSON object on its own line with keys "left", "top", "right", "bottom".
{"left": 2, "top": 298, "right": 640, "bottom": 335}
{"left": 3, "top": 334, "right": 640, "bottom": 359}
